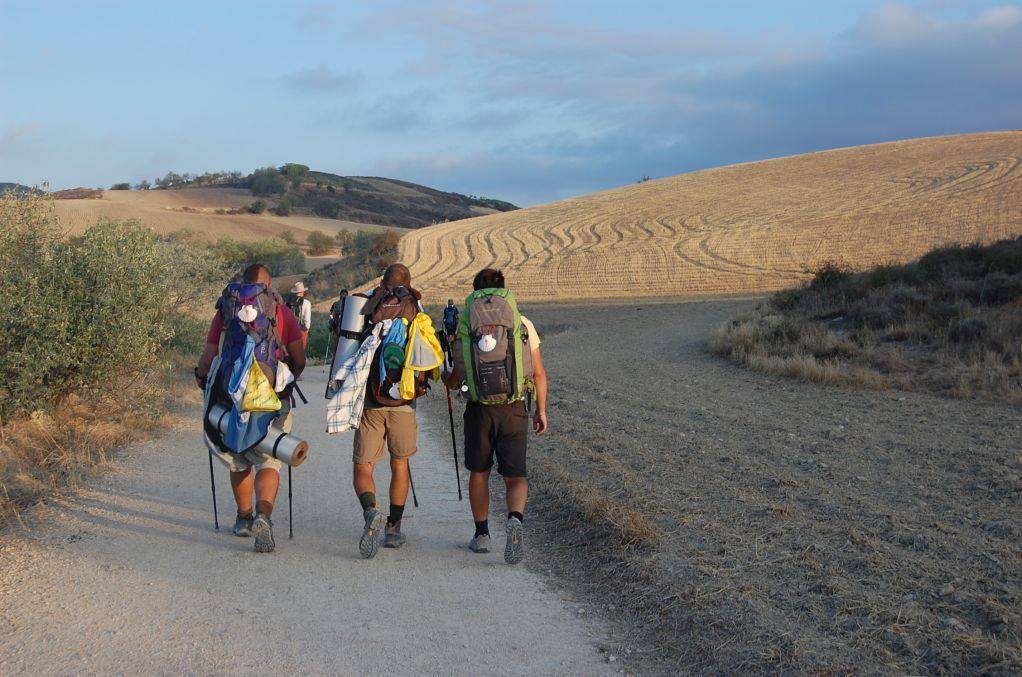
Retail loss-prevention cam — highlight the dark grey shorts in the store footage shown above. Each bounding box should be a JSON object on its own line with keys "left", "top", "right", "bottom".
{"left": 463, "top": 401, "right": 528, "bottom": 478}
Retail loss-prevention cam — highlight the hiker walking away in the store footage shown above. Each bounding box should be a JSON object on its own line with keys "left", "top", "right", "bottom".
{"left": 445, "top": 268, "right": 548, "bottom": 564}
{"left": 351, "top": 263, "right": 442, "bottom": 558}
{"left": 327, "top": 289, "right": 349, "bottom": 360}
{"left": 195, "top": 263, "right": 306, "bottom": 553}
{"left": 442, "top": 299, "right": 459, "bottom": 340}
{"left": 287, "top": 281, "right": 313, "bottom": 349}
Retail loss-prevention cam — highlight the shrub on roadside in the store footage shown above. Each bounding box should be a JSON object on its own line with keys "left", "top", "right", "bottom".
{"left": 0, "top": 193, "right": 227, "bottom": 421}
{"left": 0, "top": 191, "right": 228, "bottom": 523}
{"left": 246, "top": 199, "right": 267, "bottom": 214}
{"left": 711, "top": 236, "right": 1022, "bottom": 401}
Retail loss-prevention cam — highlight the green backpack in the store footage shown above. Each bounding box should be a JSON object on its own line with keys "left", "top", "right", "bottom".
{"left": 458, "top": 288, "right": 528, "bottom": 405}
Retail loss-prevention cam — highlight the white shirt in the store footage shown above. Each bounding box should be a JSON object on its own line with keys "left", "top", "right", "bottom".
{"left": 298, "top": 297, "right": 312, "bottom": 331}
{"left": 520, "top": 315, "right": 541, "bottom": 349}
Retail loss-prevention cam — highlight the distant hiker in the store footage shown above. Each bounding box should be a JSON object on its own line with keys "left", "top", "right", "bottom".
{"left": 442, "top": 298, "right": 459, "bottom": 339}
{"left": 195, "top": 263, "right": 307, "bottom": 553}
{"left": 446, "top": 268, "right": 548, "bottom": 564}
{"left": 347, "top": 264, "right": 443, "bottom": 558}
{"left": 327, "top": 289, "right": 349, "bottom": 360}
{"left": 329, "top": 289, "right": 349, "bottom": 333}
{"left": 287, "top": 282, "right": 313, "bottom": 349}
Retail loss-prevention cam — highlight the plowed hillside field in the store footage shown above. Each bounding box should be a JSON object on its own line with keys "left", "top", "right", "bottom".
{"left": 399, "top": 132, "right": 1022, "bottom": 302}
{"left": 54, "top": 188, "right": 390, "bottom": 241}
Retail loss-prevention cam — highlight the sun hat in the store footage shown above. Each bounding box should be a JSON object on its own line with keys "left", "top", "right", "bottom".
{"left": 292, "top": 281, "right": 307, "bottom": 294}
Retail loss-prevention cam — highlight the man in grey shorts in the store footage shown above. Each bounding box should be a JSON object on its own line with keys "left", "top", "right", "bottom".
{"left": 195, "top": 263, "right": 306, "bottom": 553}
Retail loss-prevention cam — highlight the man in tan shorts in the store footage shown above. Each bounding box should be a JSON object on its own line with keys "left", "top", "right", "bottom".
{"left": 352, "top": 263, "right": 421, "bottom": 558}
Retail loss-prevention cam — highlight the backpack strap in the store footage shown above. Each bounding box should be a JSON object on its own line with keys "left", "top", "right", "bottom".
{"left": 260, "top": 287, "right": 284, "bottom": 354}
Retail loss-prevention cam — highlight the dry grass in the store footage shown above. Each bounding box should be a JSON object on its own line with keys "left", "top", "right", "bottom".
{"left": 53, "top": 188, "right": 399, "bottom": 243}
{"left": 0, "top": 370, "right": 200, "bottom": 529}
{"left": 396, "top": 132, "right": 1022, "bottom": 303}
{"left": 515, "top": 302, "right": 1021, "bottom": 675}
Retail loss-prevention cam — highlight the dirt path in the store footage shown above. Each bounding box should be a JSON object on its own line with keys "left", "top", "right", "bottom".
{"left": 0, "top": 370, "right": 611, "bottom": 676}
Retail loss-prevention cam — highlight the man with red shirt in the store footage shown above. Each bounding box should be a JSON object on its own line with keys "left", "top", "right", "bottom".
{"left": 195, "top": 264, "right": 306, "bottom": 552}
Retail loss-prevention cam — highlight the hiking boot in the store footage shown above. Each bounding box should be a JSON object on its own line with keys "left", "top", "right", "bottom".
{"left": 504, "top": 517, "right": 524, "bottom": 565}
{"left": 383, "top": 521, "right": 406, "bottom": 549}
{"left": 232, "top": 513, "right": 254, "bottom": 537}
{"left": 359, "top": 507, "right": 386, "bottom": 559}
{"left": 468, "top": 533, "right": 491, "bottom": 553}
{"left": 253, "top": 514, "right": 275, "bottom": 553}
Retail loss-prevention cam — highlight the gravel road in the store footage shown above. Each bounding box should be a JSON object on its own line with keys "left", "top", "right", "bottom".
{"left": 0, "top": 370, "right": 611, "bottom": 676}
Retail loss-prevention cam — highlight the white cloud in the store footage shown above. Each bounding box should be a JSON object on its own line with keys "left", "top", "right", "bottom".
{"left": 975, "top": 4, "right": 1022, "bottom": 29}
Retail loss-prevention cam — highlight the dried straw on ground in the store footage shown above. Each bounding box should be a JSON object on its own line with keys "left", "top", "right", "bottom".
{"left": 400, "top": 132, "right": 1022, "bottom": 302}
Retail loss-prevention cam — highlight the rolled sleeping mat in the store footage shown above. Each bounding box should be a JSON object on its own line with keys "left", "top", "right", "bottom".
{"left": 206, "top": 403, "right": 309, "bottom": 467}
{"left": 340, "top": 293, "right": 369, "bottom": 334}
{"left": 327, "top": 295, "right": 369, "bottom": 398}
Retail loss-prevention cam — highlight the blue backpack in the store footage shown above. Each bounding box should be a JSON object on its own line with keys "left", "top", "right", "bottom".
{"left": 210, "top": 282, "right": 285, "bottom": 453}
{"left": 217, "top": 282, "right": 282, "bottom": 384}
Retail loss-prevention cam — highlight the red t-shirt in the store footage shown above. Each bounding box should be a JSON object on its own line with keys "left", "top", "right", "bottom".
{"left": 206, "top": 305, "right": 302, "bottom": 349}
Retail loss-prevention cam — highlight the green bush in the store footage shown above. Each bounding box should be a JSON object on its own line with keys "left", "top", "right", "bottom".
{"left": 271, "top": 196, "right": 294, "bottom": 216}
{"left": 281, "top": 163, "right": 309, "bottom": 188}
{"left": 250, "top": 167, "right": 288, "bottom": 196}
{"left": 335, "top": 229, "right": 354, "bottom": 253}
{"left": 306, "top": 311, "right": 332, "bottom": 360}
{"left": 306, "top": 230, "right": 333, "bottom": 255}
{"left": 312, "top": 196, "right": 341, "bottom": 218}
{"left": 0, "top": 193, "right": 228, "bottom": 420}
{"left": 246, "top": 199, "right": 267, "bottom": 214}
{"left": 212, "top": 236, "right": 305, "bottom": 277}
{"left": 303, "top": 229, "right": 401, "bottom": 299}
{"left": 110, "top": 182, "right": 131, "bottom": 190}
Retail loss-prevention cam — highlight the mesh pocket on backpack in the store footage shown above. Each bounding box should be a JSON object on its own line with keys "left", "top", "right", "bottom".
{"left": 476, "top": 361, "right": 512, "bottom": 398}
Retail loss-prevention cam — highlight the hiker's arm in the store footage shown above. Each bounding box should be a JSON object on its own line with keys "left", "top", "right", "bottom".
{"left": 286, "top": 339, "right": 306, "bottom": 380}
{"left": 532, "top": 348, "right": 548, "bottom": 435}
{"left": 195, "top": 341, "right": 218, "bottom": 386}
{"left": 444, "top": 369, "right": 460, "bottom": 390}
{"left": 195, "top": 314, "right": 222, "bottom": 387}
{"left": 443, "top": 337, "right": 463, "bottom": 389}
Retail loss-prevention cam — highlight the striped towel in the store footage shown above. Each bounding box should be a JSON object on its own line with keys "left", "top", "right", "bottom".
{"left": 326, "top": 321, "right": 388, "bottom": 434}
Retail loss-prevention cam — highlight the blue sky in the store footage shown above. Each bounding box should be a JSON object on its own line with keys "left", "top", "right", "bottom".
{"left": 1, "top": 1, "right": 1020, "bottom": 206}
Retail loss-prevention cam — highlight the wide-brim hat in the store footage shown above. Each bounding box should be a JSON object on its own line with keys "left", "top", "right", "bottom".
{"left": 292, "top": 281, "right": 307, "bottom": 293}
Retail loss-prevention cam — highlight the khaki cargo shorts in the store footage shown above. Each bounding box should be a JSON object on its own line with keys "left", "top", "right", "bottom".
{"left": 213, "top": 412, "right": 292, "bottom": 474}
{"left": 353, "top": 408, "right": 418, "bottom": 464}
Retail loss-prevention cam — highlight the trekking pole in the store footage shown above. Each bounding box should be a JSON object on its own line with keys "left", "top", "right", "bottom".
{"left": 407, "top": 463, "right": 419, "bottom": 508}
{"left": 207, "top": 450, "right": 219, "bottom": 531}
{"left": 437, "top": 331, "right": 463, "bottom": 501}
{"left": 293, "top": 384, "right": 309, "bottom": 405}
{"left": 288, "top": 465, "right": 294, "bottom": 539}
{"left": 445, "top": 388, "right": 463, "bottom": 501}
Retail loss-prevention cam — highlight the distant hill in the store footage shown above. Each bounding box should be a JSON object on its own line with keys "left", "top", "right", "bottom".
{"left": 267, "top": 170, "right": 518, "bottom": 228}
{"left": 45, "top": 166, "right": 518, "bottom": 242}
{"left": 138, "top": 165, "right": 518, "bottom": 228}
{"left": 0, "top": 182, "right": 41, "bottom": 197}
{"left": 52, "top": 187, "right": 391, "bottom": 243}
{"left": 52, "top": 187, "right": 103, "bottom": 199}
{"left": 398, "top": 132, "right": 1022, "bottom": 302}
